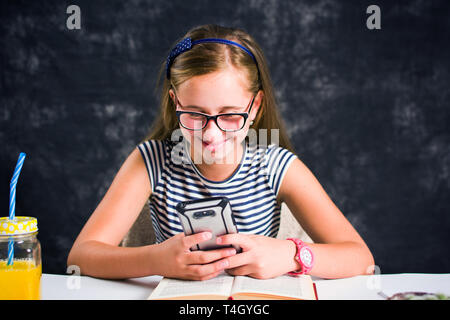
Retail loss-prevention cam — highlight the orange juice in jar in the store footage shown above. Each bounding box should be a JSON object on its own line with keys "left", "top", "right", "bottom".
{"left": 0, "top": 217, "right": 41, "bottom": 300}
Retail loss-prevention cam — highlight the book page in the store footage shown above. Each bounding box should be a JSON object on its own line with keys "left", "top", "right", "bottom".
{"left": 231, "top": 275, "right": 315, "bottom": 299}
{"left": 149, "top": 272, "right": 234, "bottom": 299}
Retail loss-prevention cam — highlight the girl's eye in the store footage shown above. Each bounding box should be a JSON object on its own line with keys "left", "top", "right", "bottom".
{"left": 189, "top": 114, "right": 204, "bottom": 119}
{"left": 220, "top": 115, "right": 240, "bottom": 120}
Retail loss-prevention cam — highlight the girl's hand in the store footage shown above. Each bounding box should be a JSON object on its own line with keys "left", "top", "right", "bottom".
{"left": 154, "top": 231, "right": 237, "bottom": 281}
{"left": 217, "top": 234, "right": 298, "bottom": 279}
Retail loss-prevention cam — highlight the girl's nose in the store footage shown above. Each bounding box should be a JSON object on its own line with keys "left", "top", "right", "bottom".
{"left": 202, "top": 117, "right": 223, "bottom": 140}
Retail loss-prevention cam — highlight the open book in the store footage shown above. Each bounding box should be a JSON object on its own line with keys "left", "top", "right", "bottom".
{"left": 148, "top": 272, "right": 318, "bottom": 300}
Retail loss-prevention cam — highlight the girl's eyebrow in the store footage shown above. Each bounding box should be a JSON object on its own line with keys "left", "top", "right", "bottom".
{"left": 180, "top": 105, "right": 242, "bottom": 113}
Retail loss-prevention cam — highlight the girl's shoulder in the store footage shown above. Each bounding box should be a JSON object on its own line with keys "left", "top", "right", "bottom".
{"left": 261, "top": 143, "right": 297, "bottom": 159}
{"left": 137, "top": 138, "right": 175, "bottom": 154}
{"left": 138, "top": 138, "right": 168, "bottom": 147}
{"left": 260, "top": 143, "right": 298, "bottom": 174}
{"left": 247, "top": 143, "right": 297, "bottom": 196}
{"left": 248, "top": 142, "right": 297, "bottom": 171}
{"left": 136, "top": 139, "right": 171, "bottom": 164}
{"left": 136, "top": 139, "right": 174, "bottom": 192}
{"left": 137, "top": 137, "right": 187, "bottom": 165}
{"left": 246, "top": 142, "right": 297, "bottom": 164}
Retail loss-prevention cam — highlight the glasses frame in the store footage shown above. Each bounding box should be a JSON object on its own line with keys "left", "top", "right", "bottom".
{"left": 175, "top": 94, "right": 256, "bottom": 132}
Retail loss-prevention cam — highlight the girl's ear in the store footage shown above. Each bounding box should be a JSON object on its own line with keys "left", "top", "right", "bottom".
{"left": 251, "top": 90, "right": 264, "bottom": 121}
{"left": 168, "top": 88, "right": 176, "bottom": 105}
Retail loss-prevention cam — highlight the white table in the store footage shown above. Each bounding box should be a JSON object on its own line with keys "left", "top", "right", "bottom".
{"left": 41, "top": 273, "right": 450, "bottom": 300}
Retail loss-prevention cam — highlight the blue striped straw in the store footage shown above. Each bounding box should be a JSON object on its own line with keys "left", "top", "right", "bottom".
{"left": 7, "top": 152, "right": 26, "bottom": 266}
{"left": 9, "top": 153, "right": 26, "bottom": 220}
{"left": 7, "top": 241, "right": 14, "bottom": 266}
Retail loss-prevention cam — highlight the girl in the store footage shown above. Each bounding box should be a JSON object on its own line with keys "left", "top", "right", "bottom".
{"left": 68, "top": 24, "right": 374, "bottom": 280}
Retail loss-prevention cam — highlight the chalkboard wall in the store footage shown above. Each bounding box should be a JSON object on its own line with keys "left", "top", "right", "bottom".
{"left": 1, "top": 0, "right": 449, "bottom": 275}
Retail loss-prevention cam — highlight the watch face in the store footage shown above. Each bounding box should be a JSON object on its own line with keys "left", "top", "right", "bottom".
{"left": 299, "top": 247, "right": 313, "bottom": 267}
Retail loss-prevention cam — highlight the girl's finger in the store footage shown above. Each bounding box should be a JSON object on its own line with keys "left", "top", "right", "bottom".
{"left": 185, "top": 247, "right": 236, "bottom": 265}
{"left": 216, "top": 233, "right": 254, "bottom": 252}
{"left": 225, "top": 250, "right": 252, "bottom": 270}
{"left": 226, "top": 265, "right": 252, "bottom": 277}
{"left": 187, "top": 257, "right": 230, "bottom": 279}
{"left": 181, "top": 231, "right": 212, "bottom": 250}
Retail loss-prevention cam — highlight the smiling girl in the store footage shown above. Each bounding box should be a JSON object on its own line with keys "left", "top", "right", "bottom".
{"left": 68, "top": 24, "right": 374, "bottom": 280}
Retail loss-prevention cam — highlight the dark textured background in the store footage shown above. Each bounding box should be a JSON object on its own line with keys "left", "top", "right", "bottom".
{"left": 1, "top": 0, "right": 449, "bottom": 275}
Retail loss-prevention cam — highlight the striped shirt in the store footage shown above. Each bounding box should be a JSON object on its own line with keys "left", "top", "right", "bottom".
{"left": 137, "top": 138, "right": 297, "bottom": 243}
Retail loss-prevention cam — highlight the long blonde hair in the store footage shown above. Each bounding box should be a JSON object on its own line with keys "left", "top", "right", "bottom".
{"left": 144, "top": 24, "right": 296, "bottom": 154}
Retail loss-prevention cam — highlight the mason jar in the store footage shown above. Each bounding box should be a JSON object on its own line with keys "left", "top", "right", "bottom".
{"left": 0, "top": 216, "right": 41, "bottom": 300}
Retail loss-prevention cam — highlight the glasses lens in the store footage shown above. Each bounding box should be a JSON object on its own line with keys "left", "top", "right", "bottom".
{"left": 217, "top": 114, "right": 245, "bottom": 131}
{"left": 179, "top": 113, "right": 206, "bottom": 130}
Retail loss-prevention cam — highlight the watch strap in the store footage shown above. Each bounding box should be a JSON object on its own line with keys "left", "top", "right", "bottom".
{"left": 287, "top": 238, "right": 314, "bottom": 276}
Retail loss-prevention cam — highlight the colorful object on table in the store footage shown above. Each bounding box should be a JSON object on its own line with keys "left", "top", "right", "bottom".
{"left": 1, "top": 153, "right": 41, "bottom": 300}
{"left": 0, "top": 217, "right": 41, "bottom": 300}
{"left": 7, "top": 152, "right": 26, "bottom": 266}
{"left": 387, "top": 291, "right": 450, "bottom": 300}
{"left": 378, "top": 291, "right": 450, "bottom": 300}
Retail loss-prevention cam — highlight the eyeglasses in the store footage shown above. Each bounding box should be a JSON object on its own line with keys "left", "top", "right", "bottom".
{"left": 175, "top": 95, "right": 255, "bottom": 132}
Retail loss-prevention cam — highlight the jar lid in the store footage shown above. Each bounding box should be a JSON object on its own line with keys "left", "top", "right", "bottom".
{"left": 0, "top": 217, "right": 38, "bottom": 235}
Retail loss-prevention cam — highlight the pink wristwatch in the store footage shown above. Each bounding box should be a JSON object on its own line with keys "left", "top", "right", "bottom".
{"left": 287, "top": 238, "right": 314, "bottom": 275}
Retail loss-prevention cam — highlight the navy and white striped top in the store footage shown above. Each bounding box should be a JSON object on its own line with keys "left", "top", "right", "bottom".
{"left": 137, "top": 138, "right": 297, "bottom": 243}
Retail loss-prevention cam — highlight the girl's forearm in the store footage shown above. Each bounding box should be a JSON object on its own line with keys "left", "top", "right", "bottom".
{"left": 305, "top": 242, "right": 375, "bottom": 279}
{"left": 67, "top": 240, "right": 162, "bottom": 279}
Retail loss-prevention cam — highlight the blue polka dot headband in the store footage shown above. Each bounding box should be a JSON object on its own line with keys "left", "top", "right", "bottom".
{"left": 166, "top": 37, "right": 259, "bottom": 79}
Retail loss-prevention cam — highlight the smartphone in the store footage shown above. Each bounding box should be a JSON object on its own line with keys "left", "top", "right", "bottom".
{"left": 175, "top": 196, "right": 242, "bottom": 252}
